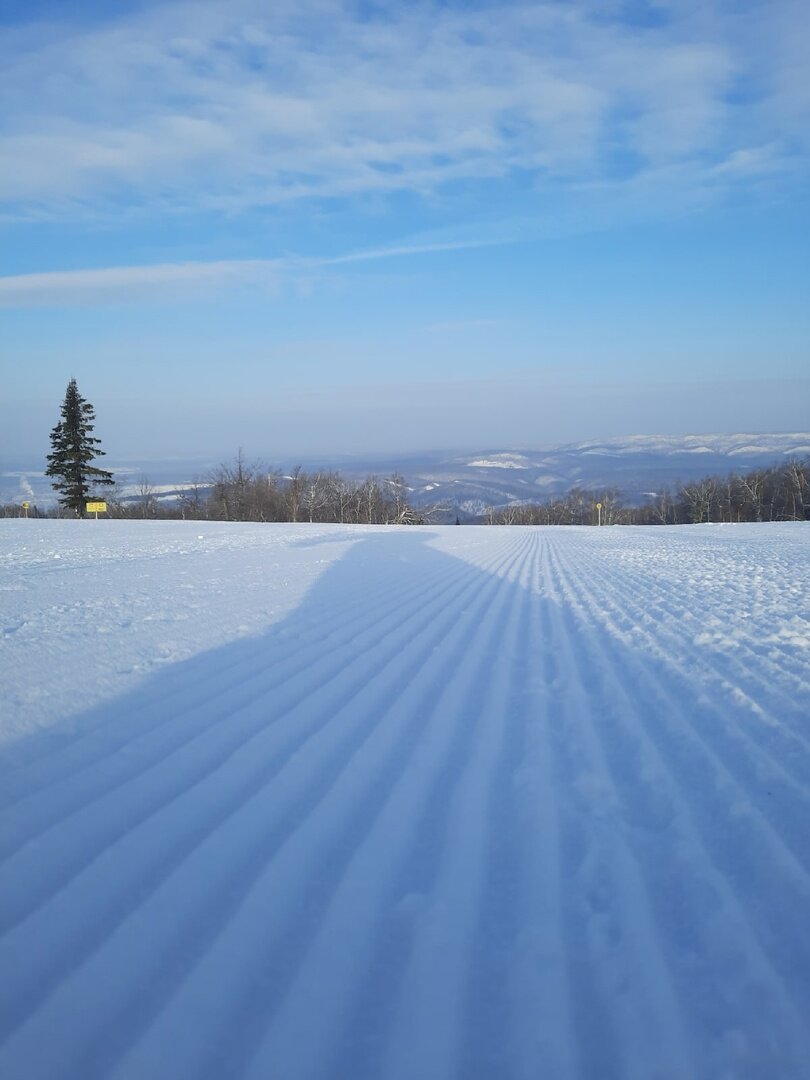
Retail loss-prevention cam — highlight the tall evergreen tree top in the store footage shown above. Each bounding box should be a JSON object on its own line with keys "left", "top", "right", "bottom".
{"left": 46, "top": 378, "right": 114, "bottom": 515}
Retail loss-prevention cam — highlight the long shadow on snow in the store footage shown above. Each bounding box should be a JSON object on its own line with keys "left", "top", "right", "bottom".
{"left": 0, "top": 530, "right": 562, "bottom": 1080}
{"left": 0, "top": 528, "right": 440, "bottom": 775}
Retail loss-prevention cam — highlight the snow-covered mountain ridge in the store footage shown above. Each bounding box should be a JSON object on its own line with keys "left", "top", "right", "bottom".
{"left": 456, "top": 431, "right": 810, "bottom": 470}
{"left": 404, "top": 432, "right": 810, "bottom": 515}
{"left": 558, "top": 432, "right": 810, "bottom": 457}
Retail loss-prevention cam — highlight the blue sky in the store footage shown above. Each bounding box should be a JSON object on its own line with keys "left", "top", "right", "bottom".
{"left": 1, "top": 0, "right": 808, "bottom": 461}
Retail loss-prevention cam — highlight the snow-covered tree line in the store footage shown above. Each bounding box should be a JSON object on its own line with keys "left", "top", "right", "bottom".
{"left": 93, "top": 454, "right": 426, "bottom": 524}
{"left": 194, "top": 456, "right": 423, "bottom": 524}
{"left": 485, "top": 458, "right": 810, "bottom": 525}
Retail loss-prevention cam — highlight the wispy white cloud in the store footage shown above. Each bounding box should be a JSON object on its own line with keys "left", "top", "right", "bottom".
{"left": 1, "top": 0, "right": 805, "bottom": 218}
{"left": 711, "top": 143, "right": 788, "bottom": 177}
{"left": 0, "top": 259, "right": 280, "bottom": 306}
{"left": 0, "top": 239, "right": 495, "bottom": 306}
{"left": 323, "top": 240, "right": 497, "bottom": 266}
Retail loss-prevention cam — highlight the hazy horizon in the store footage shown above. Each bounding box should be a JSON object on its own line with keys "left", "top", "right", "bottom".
{"left": 6, "top": 374, "right": 810, "bottom": 466}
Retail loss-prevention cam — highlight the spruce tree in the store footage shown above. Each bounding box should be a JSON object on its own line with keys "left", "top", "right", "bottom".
{"left": 46, "top": 379, "right": 114, "bottom": 516}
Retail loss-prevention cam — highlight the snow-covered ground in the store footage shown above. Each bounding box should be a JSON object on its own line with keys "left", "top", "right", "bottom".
{"left": 1, "top": 520, "right": 809, "bottom": 1079}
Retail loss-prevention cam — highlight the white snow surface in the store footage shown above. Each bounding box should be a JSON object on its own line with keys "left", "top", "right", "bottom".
{"left": 467, "top": 454, "right": 531, "bottom": 469}
{"left": 1, "top": 519, "right": 810, "bottom": 1079}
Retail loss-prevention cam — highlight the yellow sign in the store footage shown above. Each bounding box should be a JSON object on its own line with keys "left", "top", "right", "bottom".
{"left": 596, "top": 502, "right": 602, "bottom": 509}
{"left": 86, "top": 501, "right": 107, "bottom": 513}
{"left": 21, "top": 501, "right": 30, "bottom": 509}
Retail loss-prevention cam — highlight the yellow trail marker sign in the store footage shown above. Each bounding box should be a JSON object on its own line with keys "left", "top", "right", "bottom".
{"left": 86, "top": 501, "right": 107, "bottom": 516}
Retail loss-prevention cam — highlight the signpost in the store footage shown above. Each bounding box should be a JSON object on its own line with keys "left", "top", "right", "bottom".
{"left": 21, "top": 501, "right": 30, "bottom": 518}
{"left": 86, "top": 501, "right": 107, "bottom": 519}
{"left": 596, "top": 501, "right": 603, "bottom": 527}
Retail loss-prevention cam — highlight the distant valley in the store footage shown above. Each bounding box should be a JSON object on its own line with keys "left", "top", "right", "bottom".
{"left": 3, "top": 432, "right": 809, "bottom": 518}
{"left": 316, "top": 432, "right": 810, "bottom": 517}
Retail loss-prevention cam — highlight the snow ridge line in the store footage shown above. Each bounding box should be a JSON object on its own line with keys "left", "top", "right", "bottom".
{"left": 89, "top": 529, "right": 533, "bottom": 1080}
{"left": 604, "top": 534, "right": 810, "bottom": 700}
{"left": 542, "top": 535, "right": 693, "bottom": 1080}
{"left": 586, "top": 537, "right": 810, "bottom": 738}
{"left": 0, "top": 532, "right": 528, "bottom": 838}
{"left": 0, "top": 533, "right": 533, "bottom": 1074}
{"left": 555, "top": 536, "right": 810, "bottom": 876}
{"left": 587, "top": 570, "right": 810, "bottom": 785}
{"left": 451, "top": 532, "right": 574, "bottom": 1079}
{"left": 547, "top": 534, "right": 810, "bottom": 1074}
{"left": 376, "top": 532, "right": 539, "bottom": 1080}
{"left": 0, "top": 533, "right": 534, "bottom": 1030}
{"left": 0, "top": 532, "right": 459, "bottom": 787}
{"left": 317, "top": 536, "right": 542, "bottom": 1080}
{"left": 451, "top": 531, "right": 554, "bottom": 1078}
{"left": 0, "top": 533, "right": 500, "bottom": 800}
{"left": 224, "top": 532, "right": 541, "bottom": 1080}
{"left": 491, "top": 533, "right": 573, "bottom": 1079}
{"left": 0, "top": 545, "right": 479, "bottom": 874}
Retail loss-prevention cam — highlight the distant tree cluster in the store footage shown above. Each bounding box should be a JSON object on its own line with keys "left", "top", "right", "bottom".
{"left": 648, "top": 460, "right": 810, "bottom": 524}
{"left": 485, "top": 459, "right": 810, "bottom": 525}
{"left": 99, "top": 452, "right": 427, "bottom": 525}
{"left": 486, "top": 487, "right": 626, "bottom": 526}
{"left": 200, "top": 453, "right": 423, "bottom": 525}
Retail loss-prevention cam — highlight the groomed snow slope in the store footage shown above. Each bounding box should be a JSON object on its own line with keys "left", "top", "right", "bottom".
{"left": 1, "top": 520, "right": 809, "bottom": 1080}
